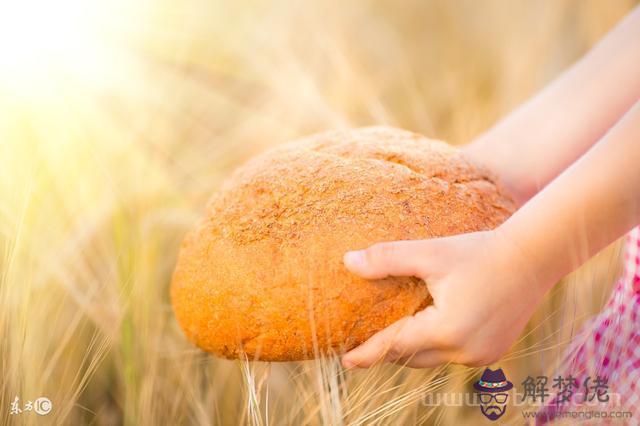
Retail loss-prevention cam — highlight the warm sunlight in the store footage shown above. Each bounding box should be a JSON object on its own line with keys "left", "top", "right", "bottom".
{"left": 0, "top": 0, "right": 130, "bottom": 96}
{"left": 1, "top": 1, "right": 637, "bottom": 424}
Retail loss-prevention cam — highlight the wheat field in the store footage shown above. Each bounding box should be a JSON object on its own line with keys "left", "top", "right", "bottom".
{"left": 0, "top": 0, "right": 635, "bottom": 424}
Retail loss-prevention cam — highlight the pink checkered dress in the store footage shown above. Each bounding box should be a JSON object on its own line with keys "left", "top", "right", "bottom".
{"left": 538, "top": 227, "right": 640, "bottom": 423}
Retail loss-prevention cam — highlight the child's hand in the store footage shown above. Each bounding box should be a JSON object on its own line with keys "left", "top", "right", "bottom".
{"left": 339, "top": 8, "right": 640, "bottom": 370}
{"left": 341, "top": 229, "right": 545, "bottom": 368}
{"left": 341, "top": 99, "right": 640, "bottom": 369}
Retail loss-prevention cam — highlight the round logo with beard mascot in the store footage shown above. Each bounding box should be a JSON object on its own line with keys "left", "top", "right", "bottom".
{"left": 474, "top": 368, "right": 513, "bottom": 421}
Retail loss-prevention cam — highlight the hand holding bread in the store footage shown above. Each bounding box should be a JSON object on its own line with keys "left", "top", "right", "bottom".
{"left": 341, "top": 229, "right": 540, "bottom": 368}
{"left": 171, "top": 127, "right": 514, "bottom": 361}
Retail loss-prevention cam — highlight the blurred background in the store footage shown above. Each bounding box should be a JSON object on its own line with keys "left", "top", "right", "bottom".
{"left": 0, "top": 0, "right": 636, "bottom": 424}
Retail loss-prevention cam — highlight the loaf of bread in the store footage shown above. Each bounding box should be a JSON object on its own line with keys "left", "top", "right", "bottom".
{"left": 171, "top": 127, "right": 514, "bottom": 361}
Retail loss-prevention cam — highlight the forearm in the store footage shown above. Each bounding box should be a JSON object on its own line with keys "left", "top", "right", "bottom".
{"left": 500, "top": 101, "right": 640, "bottom": 292}
{"left": 466, "top": 6, "right": 640, "bottom": 205}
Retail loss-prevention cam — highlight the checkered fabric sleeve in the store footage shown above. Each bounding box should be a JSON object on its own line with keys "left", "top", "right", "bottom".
{"left": 537, "top": 227, "right": 640, "bottom": 424}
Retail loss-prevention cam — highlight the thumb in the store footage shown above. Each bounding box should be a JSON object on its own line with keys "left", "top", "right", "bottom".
{"left": 343, "top": 240, "right": 432, "bottom": 280}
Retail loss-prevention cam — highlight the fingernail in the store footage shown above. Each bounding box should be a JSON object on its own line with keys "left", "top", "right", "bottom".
{"left": 344, "top": 251, "right": 365, "bottom": 270}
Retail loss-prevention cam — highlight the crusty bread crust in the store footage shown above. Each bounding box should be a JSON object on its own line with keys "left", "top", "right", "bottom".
{"left": 171, "top": 127, "right": 514, "bottom": 361}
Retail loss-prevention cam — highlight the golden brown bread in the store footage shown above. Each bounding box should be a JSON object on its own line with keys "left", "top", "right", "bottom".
{"left": 171, "top": 126, "right": 514, "bottom": 361}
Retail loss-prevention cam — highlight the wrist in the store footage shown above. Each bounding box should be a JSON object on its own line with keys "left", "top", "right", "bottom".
{"left": 461, "top": 141, "right": 529, "bottom": 207}
{"left": 491, "top": 223, "right": 558, "bottom": 300}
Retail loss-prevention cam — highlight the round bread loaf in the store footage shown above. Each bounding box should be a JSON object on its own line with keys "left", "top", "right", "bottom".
{"left": 171, "top": 127, "right": 514, "bottom": 361}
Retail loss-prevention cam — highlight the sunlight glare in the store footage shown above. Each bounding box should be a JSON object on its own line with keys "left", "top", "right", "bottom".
{"left": 0, "top": 0, "right": 130, "bottom": 96}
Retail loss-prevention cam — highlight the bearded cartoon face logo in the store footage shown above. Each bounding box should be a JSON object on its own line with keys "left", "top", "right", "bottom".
{"left": 474, "top": 368, "right": 513, "bottom": 421}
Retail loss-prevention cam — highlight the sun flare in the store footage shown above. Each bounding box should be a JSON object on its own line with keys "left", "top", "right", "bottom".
{"left": 0, "top": 0, "right": 136, "bottom": 97}
{"left": 0, "top": 1, "right": 634, "bottom": 424}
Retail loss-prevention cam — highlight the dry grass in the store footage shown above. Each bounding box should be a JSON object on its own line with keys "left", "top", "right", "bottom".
{"left": 0, "top": 0, "right": 635, "bottom": 424}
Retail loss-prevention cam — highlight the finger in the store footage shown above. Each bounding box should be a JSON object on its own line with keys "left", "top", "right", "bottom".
{"left": 393, "top": 349, "right": 453, "bottom": 369}
{"left": 341, "top": 308, "right": 441, "bottom": 368}
{"left": 342, "top": 317, "right": 418, "bottom": 368}
{"left": 343, "top": 240, "right": 433, "bottom": 280}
